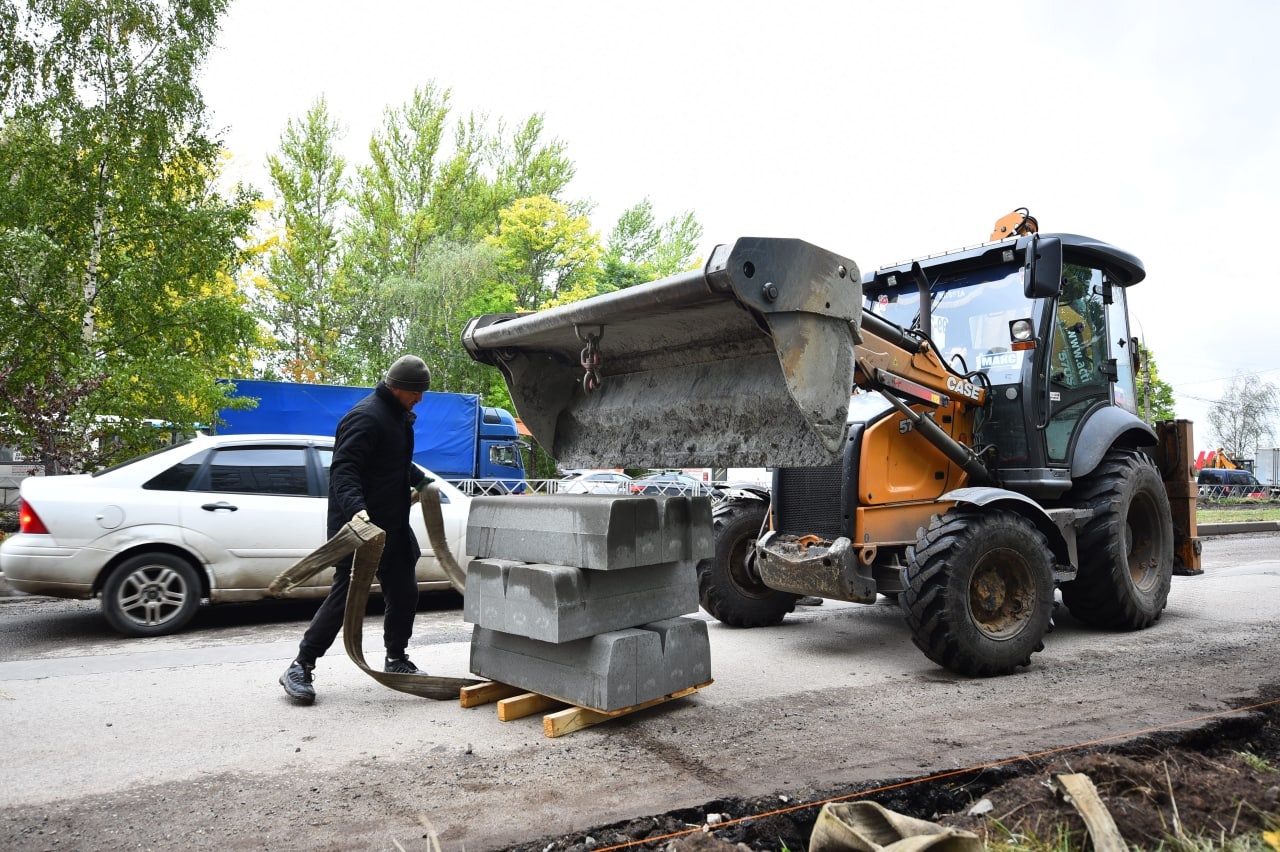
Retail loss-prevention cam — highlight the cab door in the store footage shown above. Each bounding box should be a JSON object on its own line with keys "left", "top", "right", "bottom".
{"left": 176, "top": 443, "right": 329, "bottom": 594}
{"left": 1043, "top": 265, "right": 1112, "bottom": 462}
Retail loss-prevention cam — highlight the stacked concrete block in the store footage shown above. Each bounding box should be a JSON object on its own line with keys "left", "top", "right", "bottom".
{"left": 465, "top": 493, "right": 713, "bottom": 570}
{"left": 463, "top": 558, "right": 699, "bottom": 644}
{"left": 465, "top": 494, "right": 714, "bottom": 712}
{"left": 471, "top": 618, "right": 711, "bottom": 712}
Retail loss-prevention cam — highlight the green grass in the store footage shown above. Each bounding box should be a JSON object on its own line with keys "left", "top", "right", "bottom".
{"left": 1197, "top": 505, "right": 1280, "bottom": 523}
{"left": 1234, "top": 751, "right": 1278, "bottom": 774}
{"left": 982, "top": 814, "right": 1280, "bottom": 852}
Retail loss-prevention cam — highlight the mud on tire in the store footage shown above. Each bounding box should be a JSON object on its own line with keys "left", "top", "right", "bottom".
{"left": 900, "top": 508, "right": 1055, "bottom": 677}
{"left": 697, "top": 499, "right": 798, "bottom": 627}
{"left": 1063, "top": 450, "right": 1173, "bottom": 629}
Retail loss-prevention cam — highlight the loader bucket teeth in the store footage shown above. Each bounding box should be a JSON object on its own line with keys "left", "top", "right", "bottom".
{"left": 462, "top": 237, "right": 863, "bottom": 469}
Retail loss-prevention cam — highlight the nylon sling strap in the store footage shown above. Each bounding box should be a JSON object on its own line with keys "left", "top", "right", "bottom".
{"left": 269, "top": 484, "right": 481, "bottom": 700}
{"left": 418, "top": 483, "right": 468, "bottom": 593}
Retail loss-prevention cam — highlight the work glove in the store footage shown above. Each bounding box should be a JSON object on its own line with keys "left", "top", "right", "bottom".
{"left": 352, "top": 509, "right": 370, "bottom": 524}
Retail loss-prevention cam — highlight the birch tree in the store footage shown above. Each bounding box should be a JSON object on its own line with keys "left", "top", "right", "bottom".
{"left": 1209, "top": 373, "right": 1279, "bottom": 460}
{"left": 0, "top": 0, "right": 258, "bottom": 470}
{"left": 257, "top": 98, "right": 362, "bottom": 382}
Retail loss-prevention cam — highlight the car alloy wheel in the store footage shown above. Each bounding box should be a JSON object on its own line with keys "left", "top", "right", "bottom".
{"left": 101, "top": 552, "right": 203, "bottom": 637}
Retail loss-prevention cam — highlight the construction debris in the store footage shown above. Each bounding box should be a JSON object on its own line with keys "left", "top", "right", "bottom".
{"left": 809, "top": 801, "right": 982, "bottom": 852}
{"left": 1052, "top": 772, "right": 1127, "bottom": 852}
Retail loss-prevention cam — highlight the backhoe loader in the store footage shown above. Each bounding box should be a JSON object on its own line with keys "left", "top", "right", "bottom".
{"left": 1202, "top": 448, "right": 1243, "bottom": 470}
{"left": 461, "top": 212, "right": 1201, "bottom": 677}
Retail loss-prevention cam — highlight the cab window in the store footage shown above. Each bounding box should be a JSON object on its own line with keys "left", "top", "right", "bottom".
{"left": 1049, "top": 266, "right": 1107, "bottom": 391}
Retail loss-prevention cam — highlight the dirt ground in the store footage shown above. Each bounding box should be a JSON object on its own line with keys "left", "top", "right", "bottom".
{"left": 512, "top": 686, "right": 1280, "bottom": 852}
{"left": 4, "top": 683, "right": 1279, "bottom": 852}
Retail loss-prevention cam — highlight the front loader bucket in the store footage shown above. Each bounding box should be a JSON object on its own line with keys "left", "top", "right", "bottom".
{"left": 462, "top": 237, "right": 863, "bottom": 469}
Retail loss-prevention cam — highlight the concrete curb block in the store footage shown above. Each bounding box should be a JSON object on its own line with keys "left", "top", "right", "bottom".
{"left": 470, "top": 617, "right": 712, "bottom": 711}
{"left": 462, "top": 558, "right": 699, "bottom": 643}
{"left": 466, "top": 495, "right": 713, "bottom": 570}
{"left": 1197, "top": 521, "right": 1280, "bottom": 536}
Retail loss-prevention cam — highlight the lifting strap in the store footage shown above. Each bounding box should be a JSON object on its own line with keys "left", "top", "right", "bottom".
{"left": 269, "top": 483, "right": 481, "bottom": 700}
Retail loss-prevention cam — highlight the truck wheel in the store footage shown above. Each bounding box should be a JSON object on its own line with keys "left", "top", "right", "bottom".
{"left": 900, "top": 509, "right": 1055, "bottom": 677}
{"left": 697, "top": 499, "right": 798, "bottom": 627}
{"left": 102, "top": 552, "right": 202, "bottom": 637}
{"left": 1064, "top": 451, "right": 1173, "bottom": 629}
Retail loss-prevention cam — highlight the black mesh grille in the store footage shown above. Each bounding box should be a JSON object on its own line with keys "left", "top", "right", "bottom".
{"left": 773, "top": 464, "right": 844, "bottom": 539}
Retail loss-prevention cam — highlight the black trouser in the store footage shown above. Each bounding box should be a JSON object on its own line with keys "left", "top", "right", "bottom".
{"left": 297, "top": 524, "right": 420, "bottom": 665}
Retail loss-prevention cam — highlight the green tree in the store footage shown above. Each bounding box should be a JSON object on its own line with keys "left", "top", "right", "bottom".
{"left": 1135, "top": 343, "right": 1177, "bottom": 425}
{"left": 345, "top": 84, "right": 465, "bottom": 383}
{"left": 0, "top": 0, "right": 259, "bottom": 471}
{"left": 488, "top": 195, "right": 601, "bottom": 311}
{"left": 1208, "top": 373, "right": 1279, "bottom": 460}
{"left": 425, "top": 111, "right": 492, "bottom": 243}
{"left": 652, "top": 210, "right": 703, "bottom": 276}
{"left": 340, "top": 85, "right": 578, "bottom": 390}
{"left": 257, "top": 98, "right": 363, "bottom": 383}
{"left": 480, "top": 114, "right": 576, "bottom": 232}
{"left": 376, "top": 241, "right": 504, "bottom": 395}
{"left": 346, "top": 84, "right": 451, "bottom": 285}
{"left": 599, "top": 198, "right": 703, "bottom": 294}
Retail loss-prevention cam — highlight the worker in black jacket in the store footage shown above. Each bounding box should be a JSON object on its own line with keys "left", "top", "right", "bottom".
{"left": 280, "top": 355, "right": 431, "bottom": 705}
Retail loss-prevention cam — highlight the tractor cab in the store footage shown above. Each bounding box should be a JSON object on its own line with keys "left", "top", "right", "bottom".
{"left": 864, "top": 233, "right": 1151, "bottom": 501}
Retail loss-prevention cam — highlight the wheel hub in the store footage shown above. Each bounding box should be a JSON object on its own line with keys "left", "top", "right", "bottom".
{"left": 119, "top": 567, "right": 185, "bottom": 626}
{"left": 1126, "top": 495, "right": 1160, "bottom": 590}
{"left": 969, "top": 550, "right": 1033, "bottom": 639}
{"left": 729, "top": 540, "right": 771, "bottom": 598}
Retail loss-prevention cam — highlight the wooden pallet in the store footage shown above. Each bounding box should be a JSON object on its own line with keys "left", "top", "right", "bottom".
{"left": 460, "top": 680, "right": 713, "bottom": 738}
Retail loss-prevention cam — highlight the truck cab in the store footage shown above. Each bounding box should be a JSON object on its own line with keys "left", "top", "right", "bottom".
{"left": 476, "top": 406, "right": 527, "bottom": 489}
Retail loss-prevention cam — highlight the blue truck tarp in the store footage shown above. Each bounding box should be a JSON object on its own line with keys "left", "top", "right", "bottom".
{"left": 215, "top": 380, "right": 481, "bottom": 478}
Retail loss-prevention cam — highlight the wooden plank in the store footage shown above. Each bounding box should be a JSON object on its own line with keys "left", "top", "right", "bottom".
{"left": 497, "top": 692, "right": 562, "bottom": 722}
{"left": 1052, "top": 773, "right": 1127, "bottom": 852}
{"left": 544, "top": 705, "right": 611, "bottom": 738}
{"left": 459, "top": 681, "right": 523, "bottom": 709}
{"left": 543, "top": 681, "right": 713, "bottom": 738}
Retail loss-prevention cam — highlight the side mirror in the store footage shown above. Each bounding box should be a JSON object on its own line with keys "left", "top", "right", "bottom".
{"left": 1024, "top": 235, "right": 1063, "bottom": 299}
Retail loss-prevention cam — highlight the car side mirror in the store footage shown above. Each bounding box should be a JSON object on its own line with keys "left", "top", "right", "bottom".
{"left": 1024, "top": 235, "right": 1063, "bottom": 299}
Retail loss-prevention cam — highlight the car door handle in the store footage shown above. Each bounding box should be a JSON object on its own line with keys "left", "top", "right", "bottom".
{"left": 201, "top": 501, "right": 239, "bottom": 512}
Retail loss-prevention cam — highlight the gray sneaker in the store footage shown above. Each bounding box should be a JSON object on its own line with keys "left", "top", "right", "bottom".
{"left": 384, "top": 655, "right": 420, "bottom": 675}
{"left": 279, "top": 661, "right": 315, "bottom": 705}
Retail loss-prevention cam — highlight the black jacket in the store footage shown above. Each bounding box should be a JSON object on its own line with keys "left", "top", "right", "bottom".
{"left": 327, "top": 382, "right": 425, "bottom": 532}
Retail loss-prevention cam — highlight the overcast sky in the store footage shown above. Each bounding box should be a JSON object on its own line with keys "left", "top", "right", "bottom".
{"left": 200, "top": 0, "right": 1280, "bottom": 451}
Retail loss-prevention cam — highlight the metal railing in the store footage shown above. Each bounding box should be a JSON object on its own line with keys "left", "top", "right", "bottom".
{"left": 447, "top": 478, "right": 736, "bottom": 498}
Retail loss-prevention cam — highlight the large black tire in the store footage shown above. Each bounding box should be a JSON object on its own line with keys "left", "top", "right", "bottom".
{"left": 900, "top": 508, "right": 1055, "bottom": 677}
{"left": 697, "top": 499, "right": 799, "bottom": 627}
{"left": 1063, "top": 450, "right": 1173, "bottom": 629}
{"left": 102, "top": 552, "right": 203, "bottom": 637}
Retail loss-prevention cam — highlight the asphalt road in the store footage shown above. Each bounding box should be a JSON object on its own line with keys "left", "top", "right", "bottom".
{"left": 1, "top": 532, "right": 1278, "bottom": 850}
